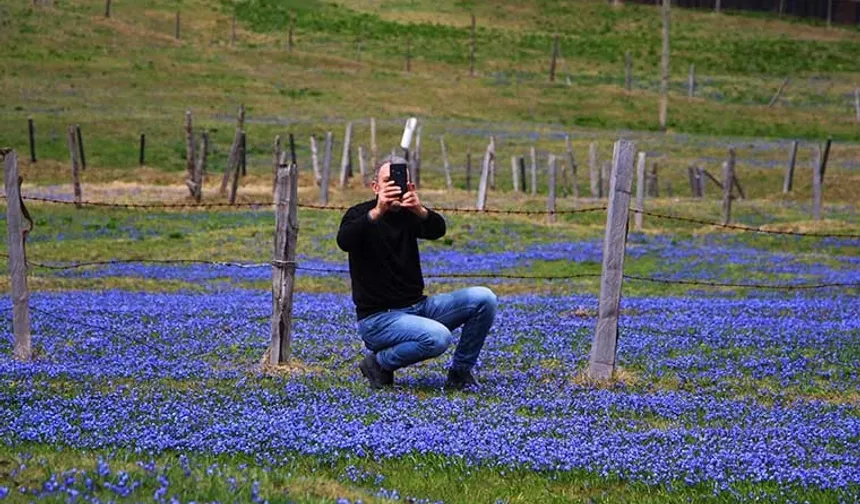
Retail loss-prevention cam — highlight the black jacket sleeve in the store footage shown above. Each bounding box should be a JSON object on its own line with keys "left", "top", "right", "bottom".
{"left": 416, "top": 209, "right": 446, "bottom": 240}
{"left": 337, "top": 207, "right": 373, "bottom": 252}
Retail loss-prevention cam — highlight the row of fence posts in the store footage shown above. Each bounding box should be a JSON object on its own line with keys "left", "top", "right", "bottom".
{"left": 23, "top": 112, "right": 834, "bottom": 222}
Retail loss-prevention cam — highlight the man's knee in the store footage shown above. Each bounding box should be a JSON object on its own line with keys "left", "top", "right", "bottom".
{"left": 419, "top": 324, "right": 452, "bottom": 357}
{"left": 470, "top": 286, "right": 498, "bottom": 313}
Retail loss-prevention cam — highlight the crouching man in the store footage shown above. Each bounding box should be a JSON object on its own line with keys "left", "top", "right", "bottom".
{"left": 336, "top": 155, "right": 497, "bottom": 390}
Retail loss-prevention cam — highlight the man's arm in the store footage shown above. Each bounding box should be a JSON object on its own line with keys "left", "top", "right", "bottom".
{"left": 415, "top": 208, "right": 446, "bottom": 240}
{"left": 336, "top": 207, "right": 373, "bottom": 252}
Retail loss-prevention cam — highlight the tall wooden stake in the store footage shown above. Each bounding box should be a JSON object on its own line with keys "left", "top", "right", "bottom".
{"left": 659, "top": 0, "right": 670, "bottom": 131}
{"left": 139, "top": 133, "right": 146, "bottom": 166}
{"left": 405, "top": 36, "right": 412, "bottom": 72}
{"left": 722, "top": 149, "right": 736, "bottom": 225}
{"left": 813, "top": 146, "right": 822, "bottom": 221}
{"left": 28, "top": 117, "right": 36, "bottom": 163}
{"left": 321, "top": 131, "right": 333, "bottom": 205}
{"left": 358, "top": 146, "right": 369, "bottom": 186}
{"left": 634, "top": 152, "right": 646, "bottom": 232}
{"left": 488, "top": 136, "right": 496, "bottom": 190}
{"left": 67, "top": 126, "right": 82, "bottom": 208}
{"left": 272, "top": 135, "right": 282, "bottom": 196}
{"left": 466, "top": 149, "right": 472, "bottom": 191}
{"left": 193, "top": 132, "right": 207, "bottom": 202}
{"left": 229, "top": 131, "right": 244, "bottom": 205}
{"left": 175, "top": 10, "right": 180, "bottom": 40}
{"left": 587, "top": 139, "right": 636, "bottom": 380}
{"left": 105, "top": 0, "right": 111, "bottom": 18}
{"left": 440, "top": 136, "right": 452, "bottom": 191}
{"left": 589, "top": 141, "right": 600, "bottom": 198}
{"left": 75, "top": 125, "right": 86, "bottom": 171}
{"left": 547, "top": 154, "right": 557, "bottom": 224}
{"left": 310, "top": 135, "right": 321, "bottom": 186}
{"left": 530, "top": 146, "right": 537, "bottom": 196}
{"left": 185, "top": 110, "right": 195, "bottom": 197}
{"left": 469, "top": 13, "right": 476, "bottom": 77}
{"left": 511, "top": 156, "right": 520, "bottom": 193}
{"left": 231, "top": 13, "right": 237, "bottom": 47}
{"left": 549, "top": 34, "right": 559, "bottom": 82}
{"left": 339, "top": 122, "right": 352, "bottom": 189}
{"left": 826, "top": 0, "right": 832, "bottom": 28}
{"left": 783, "top": 140, "right": 798, "bottom": 193}
{"left": 270, "top": 156, "right": 298, "bottom": 364}
{"left": 476, "top": 140, "right": 492, "bottom": 210}
{"left": 565, "top": 135, "right": 579, "bottom": 198}
{"left": 288, "top": 12, "right": 294, "bottom": 52}
{"left": 819, "top": 137, "right": 832, "bottom": 181}
{"left": 4, "top": 151, "right": 31, "bottom": 361}
{"left": 624, "top": 52, "right": 632, "bottom": 92}
{"left": 221, "top": 104, "right": 245, "bottom": 194}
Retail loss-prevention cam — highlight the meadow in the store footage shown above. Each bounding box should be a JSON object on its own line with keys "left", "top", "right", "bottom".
{"left": 2, "top": 0, "right": 860, "bottom": 502}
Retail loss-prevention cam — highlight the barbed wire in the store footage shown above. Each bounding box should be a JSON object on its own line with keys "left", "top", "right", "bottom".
{"left": 631, "top": 209, "right": 860, "bottom": 238}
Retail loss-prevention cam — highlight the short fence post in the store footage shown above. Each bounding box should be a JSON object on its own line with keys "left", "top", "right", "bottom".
{"left": 310, "top": 135, "right": 321, "bottom": 186}
{"left": 288, "top": 11, "right": 294, "bottom": 52}
{"left": 270, "top": 157, "right": 298, "bottom": 365}
{"left": 634, "top": 152, "right": 646, "bottom": 232}
{"left": 4, "top": 151, "right": 32, "bottom": 362}
{"left": 240, "top": 131, "right": 247, "bottom": 177}
{"left": 469, "top": 13, "right": 476, "bottom": 77}
{"left": 339, "top": 122, "right": 352, "bottom": 189}
{"left": 511, "top": 156, "right": 520, "bottom": 193}
{"left": 175, "top": 10, "right": 180, "bottom": 39}
{"left": 587, "top": 139, "right": 636, "bottom": 380}
{"left": 476, "top": 140, "right": 491, "bottom": 210}
{"left": 688, "top": 63, "right": 695, "bottom": 98}
{"left": 488, "top": 136, "right": 496, "bottom": 190}
{"left": 321, "top": 131, "right": 333, "bottom": 205}
{"left": 549, "top": 34, "right": 559, "bottom": 82}
{"left": 272, "top": 135, "right": 282, "bottom": 196}
{"left": 465, "top": 149, "right": 472, "bottom": 191}
{"left": 229, "top": 131, "right": 244, "bottom": 205}
{"left": 75, "top": 125, "right": 86, "bottom": 172}
{"left": 440, "top": 136, "right": 452, "bottom": 191}
{"left": 221, "top": 104, "right": 245, "bottom": 194}
{"left": 405, "top": 36, "right": 412, "bottom": 72}
{"left": 231, "top": 13, "right": 237, "bottom": 47}
{"left": 185, "top": 110, "right": 195, "bottom": 197}
{"left": 722, "top": 149, "right": 736, "bottom": 225}
{"left": 519, "top": 157, "right": 527, "bottom": 194}
{"left": 139, "top": 133, "right": 146, "bottom": 166}
{"left": 819, "top": 137, "right": 832, "bottom": 182}
{"left": 358, "top": 145, "right": 369, "bottom": 186}
{"left": 105, "top": 0, "right": 111, "bottom": 18}
{"left": 67, "top": 126, "right": 82, "bottom": 208}
{"left": 565, "top": 135, "right": 580, "bottom": 198}
{"left": 813, "top": 146, "right": 822, "bottom": 221}
{"left": 589, "top": 141, "right": 600, "bottom": 198}
{"left": 530, "top": 146, "right": 538, "bottom": 195}
{"left": 193, "top": 132, "right": 207, "bottom": 202}
{"left": 624, "top": 52, "right": 632, "bottom": 92}
{"left": 601, "top": 161, "right": 610, "bottom": 198}
{"left": 547, "top": 154, "right": 557, "bottom": 224}
{"left": 687, "top": 166, "right": 698, "bottom": 197}
{"left": 783, "top": 140, "right": 798, "bottom": 193}
{"left": 648, "top": 162, "right": 659, "bottom": 197}
{"left": 696, "top": 166, "right": 706, "bottom": 197}
{"left": 28, "top": 117, "right": 36, "bottom": 163}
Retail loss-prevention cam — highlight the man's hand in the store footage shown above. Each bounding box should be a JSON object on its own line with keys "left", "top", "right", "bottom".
{"left": 401, "top": 183, "right": 428, "bottom": 220}
{"left": 369, "top": 180, "right": 403, "bottom": 221}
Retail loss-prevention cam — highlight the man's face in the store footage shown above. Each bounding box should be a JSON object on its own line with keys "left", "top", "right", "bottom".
{"left": 372, "top": 163, "right": 392, "bottom": 195}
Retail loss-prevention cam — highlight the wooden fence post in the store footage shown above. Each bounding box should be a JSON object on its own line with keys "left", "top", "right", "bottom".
{"left": 28, "top": 117, "right": 36, "bottom": 163}
{"left": 769, "top": 77, "right": 790, "bottom": 107}
{"left": 231, "top": 13, "right": 237, "bottom": 47}
{"left": 369, "top": 117, "right": 378, "bottom": 170}
{"left": 624, "top": 52, "right": 632, "bottom": 92}
{"left": 634, "top": 152, "right": 646, "bottom": 232}
{"left": 601, "top": 161, "right": 610, "bottom": 198}
{"left": 288, "top": 11, "right": 294, "bottom": 52}
{"left": 440, "top": 136, "right": 452, "bottom": 191}
{"left": 783, "top": 140, "right": 798, "bottom": 193}
{"left": 466, "top": 149, "right": 472, "bottom": 191}
{"left": 488, "top": 136, "right": 496, "bottom": 190}
{"left": 339, "top": 122, "right": 352, "bottom": 189}
{"left": 310, "top": 135, "right": 321, "bottom": 186}
{"left": 270, "top": 156, "right": 298, "bottom": 365}
{"left": 405, "top": 36, "right": 412, "bottom": 72}
{"left": 414, "top": 125, "right": 422, "bottom": 188}
{"left": 587, "top": 139, "right": 636, "bottom": 380}
{"left": 589, "top": 141, "right": 600, "bottom": 198}
{"left": 696, "top": 166, "right": 706, "bottom": 197}
{"left": 229, "top": 131, "right": 244, "bottom": 205}
{"left": 813, "top": 146, "right": 822, "bottom": 221}
{"left": 732, "top": 167, "right": 745, "bottom": 200}
{"left": 565, "top": 135, "right": 579, "bottom": 198}
{"left": 476, "top": 140, "right": 491, "bottom": 210}
{"left": 659, "top": 0, "right": 670, "bottom": 131}
{"left": 547, "top": 154, "right": 557, "bottom": 224}
{"left": 105, "top": 0, "right": 111, "bottom": 18}
{"left": 549, "top": 34, "right": 559, "bottom": 82}
{"left": 240, "top": 131, "right": 247, "bottom": 177}
{"left": 530, "top": 146, "right": 537, "bottom": 195}
{"left": 511, "top": 156, "right": 520, "bottom": 192}
{"left": 139, "top": 133, "right": 146, "bottom": 166}
{"left": 75, "top": 125, "right": 86, "bottom": 171}
{"left": 4, "top": 151, "right": 32, "bottom": 362}
{"left": 687, "top": 166, "right": 699, "bottom": 197}
{"left": 175, "top": 10, "right": 180, "bottom": 40}
{"left": 819, "top": 137, "right": 832, "bottom": 181}
{"left": 688, "top": 63, "right": 695, "bottom": 98}
{"left": 67, "top": 126, "right": 82, "bottom": 208}
{"left": 193, "top": 132, "right": 207, "bottom": 202}
{"left": 722, "top": 149, "right": 736, "bottom": 225}
{"left": 221, "top": 104, "right": 245, "bottom": 194}
{"left": 321, "top": 131, "right": 333, "bottom": 205}
{"left": 358, "top": 146, "right": 369, "bottom": 186}
{"left": 272, "top": 135, "right": 282, "bottom": 195}
{"left": 826, "top": 0, "right": 832, "bottom": 28}
{"left": 469, "top": 13, "right": 476, "bottom": 77}
{"left": 519, "top": 157, "right": 527, "bottom": 195}
{"left": 185, "top": 110, "right": 195, "bottom": 197}
{"left": 648, "top": 162, "right": 659, "bottom": 197}
{"left": 715, "top": 0, "right": 721, "bottom": 14}
{"left": 855, "top": 88, "right": 859, "bottom": 123}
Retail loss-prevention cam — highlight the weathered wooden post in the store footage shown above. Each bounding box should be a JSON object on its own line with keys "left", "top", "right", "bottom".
{"left": 589, "top": 141, "right": 600, "bottom": 198}
{"left": 231, "top": 13, "right": 237, "bottom": 47}
{"left": 358, "top": 146, "right": 369, "bottom": 186}
{"left": 549, "top": 34, "right": 559, "bottom": 82}
{"left": 139, "top": 133, "right": 146, "bottom": 166}
{"left": 565, "top": 135, "right": 579, "bottom": 198}
{"left": 769, "top": 78, "right": 790, "bottom": 107}
{"left": 488, "top": 136, "right": 496, "bottom": 190}
{"left": 440, "top": 136, "right": 452, "bottom": 191}
{"left": 519, "top": 157, "right": 527, "bottom": 195}
{"left": 405, "top": 36, "right": 412, "bottom": 72}
{"left": 175, "top": 10, "right": 180, "bottom": 40}
{"left": 509, "top": 156, "right": 518, "bottom": 193}
{"left": 722, "top": 149, "right": 736, "bottom": 225}
{"left": 659, "top": 0, "right": 670, "bottom": 131}
{"left": 185, "top": 110, "right": 196, "bottom": 197}
{"left": 587, "top": 139, "right": 636, "bottom": 380}
{"left": 813, "top": 146, "right": 822, "bottom": 221}
{"left": 272, "top": 135, "right": 282, "bottom": 195}
{"left": 320, "top": 131, "right": 333, "bottom": 205}
{"left": 465, "top": 149, "right": 472, "bottom": 191}
{"left": 369, "top": 117, "right": 378, "bottom": 170}
{"left": 826, "top": 0, "right": 832, "bottom": 28}
{"left": 696, "top": 166, "right": 706, "bottom": 197}
{"left": 28, "top": 117, "right": 36, "bottom": 163}
{"left": 413, "top": 125, "right": 422, "bottom": 188}
{"left": 288, "top": 11, "right": 294, "bottom": 52}
{"left": 688, "top": 63, "right": 695, "bottom": 98}
{"left": 601, "top": 161, "right": 610, "bottom": 198}
{"left": 310, "top": 135, "right": 321, "bottom": 186}
{"left": 530, "top": 146, "right": 537, "bottom": 195}
{"left": 783, "top": 140, "right": 798, "bottom": 193}
{"left": 67, "top": 126, "right": 82, "bottom": 208}
{"left": 229, "top": 131, "right": 244, "bottom": 205}
{"left": 270, "top": 155, "right": 298, "bottom": 365}
{"left": 624, "top": 52, "right": 632, "bottom": 92}
{"left": 855, "top": 88, "right": 860, "bottom": 123}
{"left": 105, "top": 0, "right": 111, "bottom": 18}
{"left": 221, "top": 104, "right": 245, "bottom": 194}
{"left": 75, "top": 125, "right": 86, "bottom": 171}
{"left": 634, "top": 152, "right": 646, "bottom": 232}
{"left": 476, "top": 140, "right": 491, "bottom": 210}
{"left": 715, "top": 0, "right": 721, "bottom": 14}
{"left": 547, "top": 154, "right": 557, "bottom": 224}
{"left": 648, "top": 162, "right": 659, "bottom": 197}
{"left": 240, "top": 131, "right": 247, "bottom": 177}
{"left": 192, "top": 132, "right": 207, "bottom": 202}
{"left": 469, "top": 13, "right": 476, "bottom": 77}
{"left": 819, "top": 137, "right": 832, "bottom": 181}
{"left": 4, "top": 151, "right": 31, "bottom": 362}
{"left": 339, "top": 122, "right": 352, "bottom": 189}
{"left": 687, "top": 166, "right": 699, "bottom": 197}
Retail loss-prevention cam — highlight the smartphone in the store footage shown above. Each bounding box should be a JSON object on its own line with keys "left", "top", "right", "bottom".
{"left": 389, "top": 163, "right": 409, "bottom": 197}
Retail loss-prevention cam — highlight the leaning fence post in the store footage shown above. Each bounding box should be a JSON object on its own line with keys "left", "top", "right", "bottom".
{"left": 488, "top": 136, "right": 496, "bottom": 191}
{"left": 440, "top": 136, "right": 452, "bottom": 191}
{"left": 476, "top": 140, "right": 491, "bottom": 210}
{"left": 813, "top": 146, "right": 822, "bottom": 221}
{"left": 185, "top": 110, "right": 195, "bottom": 197}
{"left": 75, "top": 125, "right": 87, "bottom": 172}
{"left": 530, "top": 146, "right": 537, "bottom": 195}
{"left": 339, "top": 122, "right": 352, "bottom": 189}
{"left": 783, "top": 140, "right": 798, "bottom": 193}
{"left": 634, "top": 152, "right": 646, "bottom": 232}
{"left": 589, "top": 141, "right": 599, "bottom": 198}
{"left": 270, "top": 155, "right": 298, "bottom": 365}
{"left": 587, "top": 139, "right": 636, "bottom": 380}
{"left": 67, "top": 126, "right": 82, "bottom": 208}
{"left": 722, "top": 149, "right": 736, "bottom": 225}
{"left": 819, "top": 137, "right": 832, "bottom": 182}
{"left": 4, "top": 151, "right": 31, "bottom": 362}
{"left": 221, "top": 104, "right": 245, "bottom": 194}
{"left": 511, "top": 156, "right": 520, "bottom": 193}
{"left": 28, "top": 117, "right": 36, "bottom": 163}
{"left": 320, "top": 131, "right": 333, "bottom": 205}
{"left": 547, "top": 154, "right": 557, "bottom": 224}
{"left": 565, "top": 135, "right": 580, "bottom": 198}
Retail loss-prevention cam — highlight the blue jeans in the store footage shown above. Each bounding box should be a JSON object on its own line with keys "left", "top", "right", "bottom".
{"left": 357, "top": 287, "right": 498, "bottom": 372}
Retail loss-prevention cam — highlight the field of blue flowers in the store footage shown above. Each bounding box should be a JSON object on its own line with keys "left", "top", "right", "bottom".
{"left": 1, "top": 205, "right": 859, "bottom": 503}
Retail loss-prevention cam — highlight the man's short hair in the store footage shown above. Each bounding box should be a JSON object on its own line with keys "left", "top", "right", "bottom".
{"left": 374, "top": 154, "right": 407, "bottom": 182}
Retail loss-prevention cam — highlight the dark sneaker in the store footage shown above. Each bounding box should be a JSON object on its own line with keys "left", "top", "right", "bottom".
{"left": 359, "top": 354, "right": 393, "bottom": 389}
{"left": 445, "top": 367, "right": 480, "bottom": 390}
